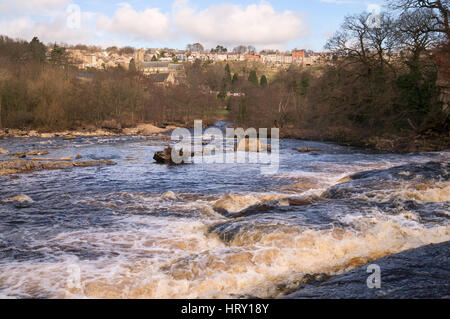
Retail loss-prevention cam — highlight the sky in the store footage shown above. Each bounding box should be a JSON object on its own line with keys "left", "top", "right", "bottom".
{"left": 0, "top": 0, "right": 385, "bottom": 51}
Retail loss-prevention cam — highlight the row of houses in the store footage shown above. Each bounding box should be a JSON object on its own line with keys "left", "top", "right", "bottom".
{"left": 173, "top": 50, "right": 322, "bottom": 66}
{"left": 138, "top": 61, "right": 185, "bottom": 85}
{"left": 68, "top": 47, "right": 328, "bottom": 71}
{"left": 67, "top": 49, "right": 133, "bottom": 70}
{"left": 66, "top": 47, "right": 330, "bottom": 86}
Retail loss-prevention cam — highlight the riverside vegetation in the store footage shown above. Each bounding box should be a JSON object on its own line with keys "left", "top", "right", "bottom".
{"left": 0, "top": 0, "right": 448, "bottom": 153}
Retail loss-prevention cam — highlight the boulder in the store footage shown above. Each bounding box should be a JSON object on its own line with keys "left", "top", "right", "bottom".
{"left": 1, "top": 194, "right": 33, "bottom": 204}
{"left": 153, "top": 148, "right": 172, "bottom": 164}
{"left": 0, "top": 160, "right": 42, "bottom": 175}
{"left": 162, "top": 191, "right": 177, "bottom": 200}
{"left": 40, "top": 133, "right": 56, "bottom": 138}
{"left": 11, "top": 152, "right": 27, "bottom": 158}
{"left": 0, "top": 148, "right": 8, "bottom": 155}
{"left": 26, "top": 150, "right": 49, "bottom": 156}
{"left": 235, "top": 139, "right": 271, "bottom": 152}
{"left": 286, "top": 241, "right": 450, "bottom": 299}
{"left": 153, "top": 147, "right": 192, "bottom": 164}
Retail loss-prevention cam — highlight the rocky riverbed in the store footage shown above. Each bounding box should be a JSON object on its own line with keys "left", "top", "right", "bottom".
{"left": 0, "top": 126, "right": 449, "bottom": 299}
{"left": 285, "top": 241, "right": 450, "bottom": 299}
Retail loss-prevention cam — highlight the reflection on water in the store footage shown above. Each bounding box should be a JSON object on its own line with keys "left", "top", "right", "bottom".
{"left": 0, "top": 132, "right": 449, "bottom": 298}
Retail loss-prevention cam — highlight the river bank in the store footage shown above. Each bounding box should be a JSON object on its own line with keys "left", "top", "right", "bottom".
{"left": 280, "top": 127, "right": 450, "bottom": 154}
{"left": 0, "top": 123, "right": 179, "bottom": 140}
{"left": 1, "top": 122, "right": 449, "bottom": 154}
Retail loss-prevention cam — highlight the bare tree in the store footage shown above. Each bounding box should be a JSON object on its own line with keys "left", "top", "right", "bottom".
{"left": 233, "top": 45, "right": 247, "bottom": 54}
{"left": 325, "top": 14, "right": 373, "bottom": 72}
{"left": 396, "top": 9, "right": 441, "bottom": 61}
{"left": 326, "top": 12, "right": 399, "bottom": 73}
{"left": 387, "top": 0, "right": 449, "bottom": 39}
{"left": 186, "top": 43, "right": 204, "bottom": 52}
{"left": 365, "top": 13, "right": 397, "bottom": 70}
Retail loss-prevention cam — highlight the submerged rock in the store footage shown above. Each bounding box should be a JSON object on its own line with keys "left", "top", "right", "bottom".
{"left": 162, "top": 191, "right": 177, "bottom": 200}
{"left": 324, "top": 162, "right": 449, "bottom": 201}
{"left": 1, "top": 194, "right": 34, "bottom": 204}
{"left": 72, "top": 160, "right": 117, "bottom": 167}
{"left": 26, "top": 150, "right": 49, "bottom": 156}
{"left": 285, "top": 241, "right": 450, "bottom": 299}
{"left": 41, "top": 161, "right": 73, "bottom": 170}
{"left": 287, "top": 198, "right": 315, "bottom": 206}
{"left": 0, "top": 160, "right": 42, "bottom": 175}
{"left": 0, "top": 158, "right": 116, "bottom": 175}
{"left": 213, "top": 194, "right": 262, "bottom": 215}
{"left": 212, "top": 194, "right": 290, "bottom": 217}
{"left": 11, "top": 152, "right": 27, "bottom": 158}
{"left": 235, "top": 139, "right": 271, "bottom": 152}
{"left": 297, "top": 147, "right": 322, "bottom": 153}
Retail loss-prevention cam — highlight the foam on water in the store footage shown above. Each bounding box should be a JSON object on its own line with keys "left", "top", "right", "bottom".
{"left": 0, "top": 214, "right": 447, "bottom": 298}
{"left": 0, "top": 135, "right": 448, "bottom": 298}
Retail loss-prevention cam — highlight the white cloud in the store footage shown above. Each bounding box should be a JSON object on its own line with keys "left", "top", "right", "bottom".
{"left": 0, "top": 1, "right": 309, "bottom": 48}
{"left": 0, "top": 0, "right": 69, "bottom": 15}
{"left": 0, "top": 12, "right": 95, "bottom": 45}
{"left": 172, "top": 0, "right": 307, "bottom": 47}
{"left": 96, "top": 3, "right": 171, "bottom": 42}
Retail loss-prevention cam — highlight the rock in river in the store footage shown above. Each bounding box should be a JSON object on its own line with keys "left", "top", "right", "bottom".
{"left": 0, "top": 148, "right": 9, "bottom": 155}
{"left": 235, "top": 139, "right": 271, "bottom": 152}
{"left": 26, "top": 150, "right": 49, "bottom": 156}
{"left": 72, "top": 160, "right": 117, "bottom": 167}
{"left": 1, "top": 194, "right": 34, "bottom": 204}
{"left": 297, "top": 147, "right": 322, "bottom": 153}
{"left": 153, "top": 147, "right": 192, "bottom": 164}
{"left": 285, "top": 241, "right": 450, "bottom": 299}
{"left": 11, "top": 152, "right": 27, "bottom": 158}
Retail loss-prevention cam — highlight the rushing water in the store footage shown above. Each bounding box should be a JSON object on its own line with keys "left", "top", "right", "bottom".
{"left": 0, "top": 126, "right": 449, "bottom": 298}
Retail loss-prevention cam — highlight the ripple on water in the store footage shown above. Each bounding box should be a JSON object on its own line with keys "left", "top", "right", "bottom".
{"left": 0, "top": 136, "right": 449, "bottom": 298}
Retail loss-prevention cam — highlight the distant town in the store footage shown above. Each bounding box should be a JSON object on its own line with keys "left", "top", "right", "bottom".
{"left": 64, "top": 43, "right": 332, "bottom": 85}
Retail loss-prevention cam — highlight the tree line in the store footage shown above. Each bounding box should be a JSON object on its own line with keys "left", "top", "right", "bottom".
{"left": 224, "top": 0, "right": 449, "bottom": 145}
{"left": 0, "top": 0, "right": 448, "bottom": 149}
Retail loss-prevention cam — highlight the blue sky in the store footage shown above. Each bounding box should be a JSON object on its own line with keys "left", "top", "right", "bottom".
{"left": 0, "top": 0, "right": 385, "bottom": 51}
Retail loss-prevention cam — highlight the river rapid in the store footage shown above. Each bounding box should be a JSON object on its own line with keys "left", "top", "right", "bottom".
{"left": 0, "top": 125, "right": 449, "bottom": 299}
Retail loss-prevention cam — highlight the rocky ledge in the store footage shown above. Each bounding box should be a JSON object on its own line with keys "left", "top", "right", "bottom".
{"left": 0, "top": 159, "right": 116, "bottom": 176}
{"left": 0, "top": 123, "right": 179, "bottom": 139}
{"left": 285, "top": 241, "right": 450, "bottom": 299}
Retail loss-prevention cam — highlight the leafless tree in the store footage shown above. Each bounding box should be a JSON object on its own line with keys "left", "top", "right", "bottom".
{"left": 396, "top": 9, "right": 441, "bottom": 64}
{"left": 387, "top": 0, "right": 449, "bottom": 39}
{"left": 233, "top": 45, "right": 247, "bottom": 54}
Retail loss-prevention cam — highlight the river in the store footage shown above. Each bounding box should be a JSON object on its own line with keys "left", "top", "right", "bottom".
{"left": 0, "top": 124, "right": 449, "bottom": 298}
